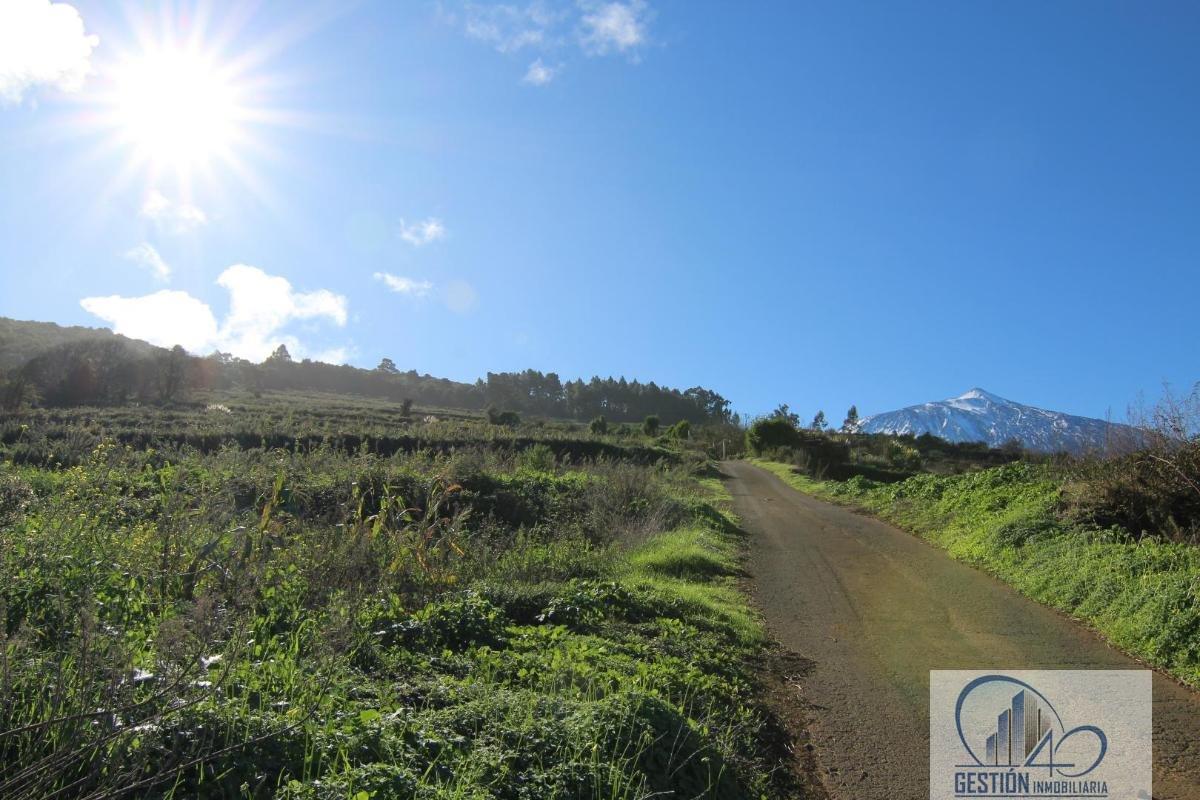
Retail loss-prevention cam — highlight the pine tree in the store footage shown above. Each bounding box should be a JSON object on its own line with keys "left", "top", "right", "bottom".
{"left": 843, "top": 405, "right": 859, "bottom": 432}
{"left": 811, "top": 410, "right": 827, "bottom": 431}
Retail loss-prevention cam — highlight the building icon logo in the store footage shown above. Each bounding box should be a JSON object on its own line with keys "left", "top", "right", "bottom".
{"left": 982, "top": 686, "right": 1055, "bottom": 767}
{"left": 956, "top": 675, "right": 1105, "bottom": 774}
{"left": 930, "top": 671, "right": 1151, "bottom": 800}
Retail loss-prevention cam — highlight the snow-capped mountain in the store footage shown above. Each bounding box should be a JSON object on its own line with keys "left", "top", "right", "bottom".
{"left": 855, "top": 388, "right": 1132, "bottom": 453}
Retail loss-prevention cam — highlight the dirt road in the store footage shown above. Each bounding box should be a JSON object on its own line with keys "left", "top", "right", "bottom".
{"left": 722, "top": 460, "right": 1200, "bottom": 799}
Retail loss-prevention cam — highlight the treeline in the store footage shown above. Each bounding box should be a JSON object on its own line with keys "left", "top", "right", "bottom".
{"left": 0, "top": 339, "right": 734, "bottom": 425}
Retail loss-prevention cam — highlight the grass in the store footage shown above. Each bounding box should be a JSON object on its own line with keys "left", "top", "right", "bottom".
{"left": 0, "top": 397, "right": 783, "bottom": 799}
{"left": 752, "top": 457, "right": 1200, "bottom": 688}
{"left": 622, "top": 479, "right": 760, "bottom": 644}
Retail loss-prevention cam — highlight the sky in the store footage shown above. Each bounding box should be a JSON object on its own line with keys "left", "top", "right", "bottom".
{"left": 0, "top": 0, "right": 1197, "bottom": 423}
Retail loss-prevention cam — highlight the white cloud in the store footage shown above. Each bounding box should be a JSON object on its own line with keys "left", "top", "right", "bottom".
{"left": 462, "top": 2, "right": 566, "bottom": 54}
{"left": 81, "top": 291, "right": 218, "bottom": 352}
{"left": 579, "top": 1, "right": 649, "bottom": 55}
{"left": 451, "top": 1, "right": 651, "bottom": 82}
{"left": 140, "top": 189, "right": 208, "bottom": 233}
{"left": 80, "top": 265, "right": 348, "bottom": 362}
{"left": 523, "top": 58, "right": 557, "bottom": 86}
{"left": 0, "top": 0, "right": 98, "bottom": 104}
{"left": 398, "top": 217, "right": 446, "bottom": 247}
{"left": 445, "top": 279, "right": 479, "bottom": 314}
{"left": 374, "top": 272, "right": 434, "bottom": 297}
{"left": 217, "top": 265, "right": 347, "bottom": 361}
{"left": 123, "top": 242, "right": 170, "bottom": 282}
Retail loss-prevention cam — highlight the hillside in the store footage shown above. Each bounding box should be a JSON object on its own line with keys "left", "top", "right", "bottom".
{"left": 0, "top": 316, "right": 732, "bottom": 425}
{"left": 856, "top": 387, "right": 1135, "bottom": 454}
{"left": 0, "top": 317, "right": 160, "bottom": 371}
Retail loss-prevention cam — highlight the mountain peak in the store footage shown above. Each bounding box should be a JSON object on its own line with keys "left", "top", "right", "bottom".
{"left": 954, "top": 387, "right": 1009, "bottom": 404}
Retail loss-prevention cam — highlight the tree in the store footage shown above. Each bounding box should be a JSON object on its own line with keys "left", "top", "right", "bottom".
{"left": 376, "top": 357, "right": 399, "bottom": 374}
{"left": 842, "top": 405, "right": 859, "bottom": 432}
{"left": 770, "top": 404, "right": 801, "bottom": 427}
{"left": 0, "top": 372, "right": 37, "bottom": 411}
{"left": 589, "top": 415, "right": 608, "bottom": 435}
{"left": 265, "top": 344, "right": 292, "bottom": 364}
{"left": 642, "top": 415, "right": 660, "bottom": 436}
{"left": 157, "top": 345, "right": 189, "bottom": 404}
{"left": 745, "top": 417, "right": 802, "bottom": 454}
{"left": 400, "top": 398, "right": 413, "bottom": 417}
{"left": 669, "top": 419, "right": 690, "bottom": 439}
{"left": 810, "top": 410, "right": 827, "bottom": 431}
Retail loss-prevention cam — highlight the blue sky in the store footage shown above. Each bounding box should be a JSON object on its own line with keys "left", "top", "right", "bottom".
{"left": 0, "top": 1, "right": 1197, "bottom": 422}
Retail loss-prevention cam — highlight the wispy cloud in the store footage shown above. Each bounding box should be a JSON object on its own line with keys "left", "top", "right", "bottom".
{"left": 0, "top": 0, "right": 99, "bottom": 104}
{"left": 398, "top": 217, "right": 446, "bottom": 247}
{"left": 449, "top": 1, "right": 652, "bottom": 83}
{"left": 579, "top": 1, "right": 649, "bottom": 56}
{"left": 461, "top": 2, "right": 567, "bottom": 53}
{"left": 141, "top": 189, "right": 208, "bottom": 233}
{"left": 523, "top": 58, "right": 557, "bottom": 86}
{"left": 81, "top": 265, "right": 348, "bottom": 362}
{"left": 123, "top": 242, "right": 171, "bottom": 282}
{"left": 374, "top": 272, "right": 434, "bottom": 297}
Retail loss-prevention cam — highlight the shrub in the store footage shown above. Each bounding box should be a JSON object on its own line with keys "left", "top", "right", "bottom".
{"left": 1066, "top": 441, "right": 1200, "bottom": 541}
{"left": 516, "top": 442, "right": 557, "bottom": 471}
{"left": 486, "top": 407, "right": 521, "bottom": 427}
{"left": 589, "top": 415, "right": 608, "bottom": 435}
{"left": 888, "top": 441, "right": 922, "bottom": 471}
{"left": 642, "top": 415, "right": 660, "bottom": 436}
{"left": 0, "top": 472, "right": 34, "bottom": 527}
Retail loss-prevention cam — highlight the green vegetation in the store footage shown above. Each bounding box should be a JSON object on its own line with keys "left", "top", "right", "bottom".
{"left": 0, "top": 390, "right": 796, "bottom": 799}
{"left": 745, "top": 415, "right": 1020, "bottom": 482}
{"left": 753, "top": 458, "right": 1200, "bottom": 688}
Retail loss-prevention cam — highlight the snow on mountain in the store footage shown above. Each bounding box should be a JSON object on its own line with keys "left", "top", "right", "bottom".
{"left": 855, "top": 388, "right": 1131, "bottom": 453}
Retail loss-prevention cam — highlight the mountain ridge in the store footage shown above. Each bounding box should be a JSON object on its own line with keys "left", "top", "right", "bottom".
{"left": 856, "top": 388, "right": 1133, "bottom": 454}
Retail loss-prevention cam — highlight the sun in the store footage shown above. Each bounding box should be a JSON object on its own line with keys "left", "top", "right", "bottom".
{"left": 111, "top": 47, "right": 244, "bottom": 170}
{"left": 74, "top": 8, "right": 305, "bottom": 205}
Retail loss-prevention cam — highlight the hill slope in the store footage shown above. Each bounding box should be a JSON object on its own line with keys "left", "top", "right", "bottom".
{"left": 0, "top": 317, "right": 161, "bottom": 371}
{"left": 856, "top": 388, "right": 1131, "bottom": 453}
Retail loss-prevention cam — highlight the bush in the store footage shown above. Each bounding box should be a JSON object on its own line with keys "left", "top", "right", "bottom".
{"left": 487, "top": 407, "right": 521, "bottom": 427}
{"left": 642, "top": 415, "right": 660, "bottom": 436}
{"left": 516, "top": 442, "right": 557, "bottom": 471}
{"left": 1066, "top": 441, "right": 1200, "bottom": 541}
{"left": 589, "top": 415, "right": 608, "bottom": 435}
{"left": 0, "top": 472, "right": 34, "bottom": 527}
